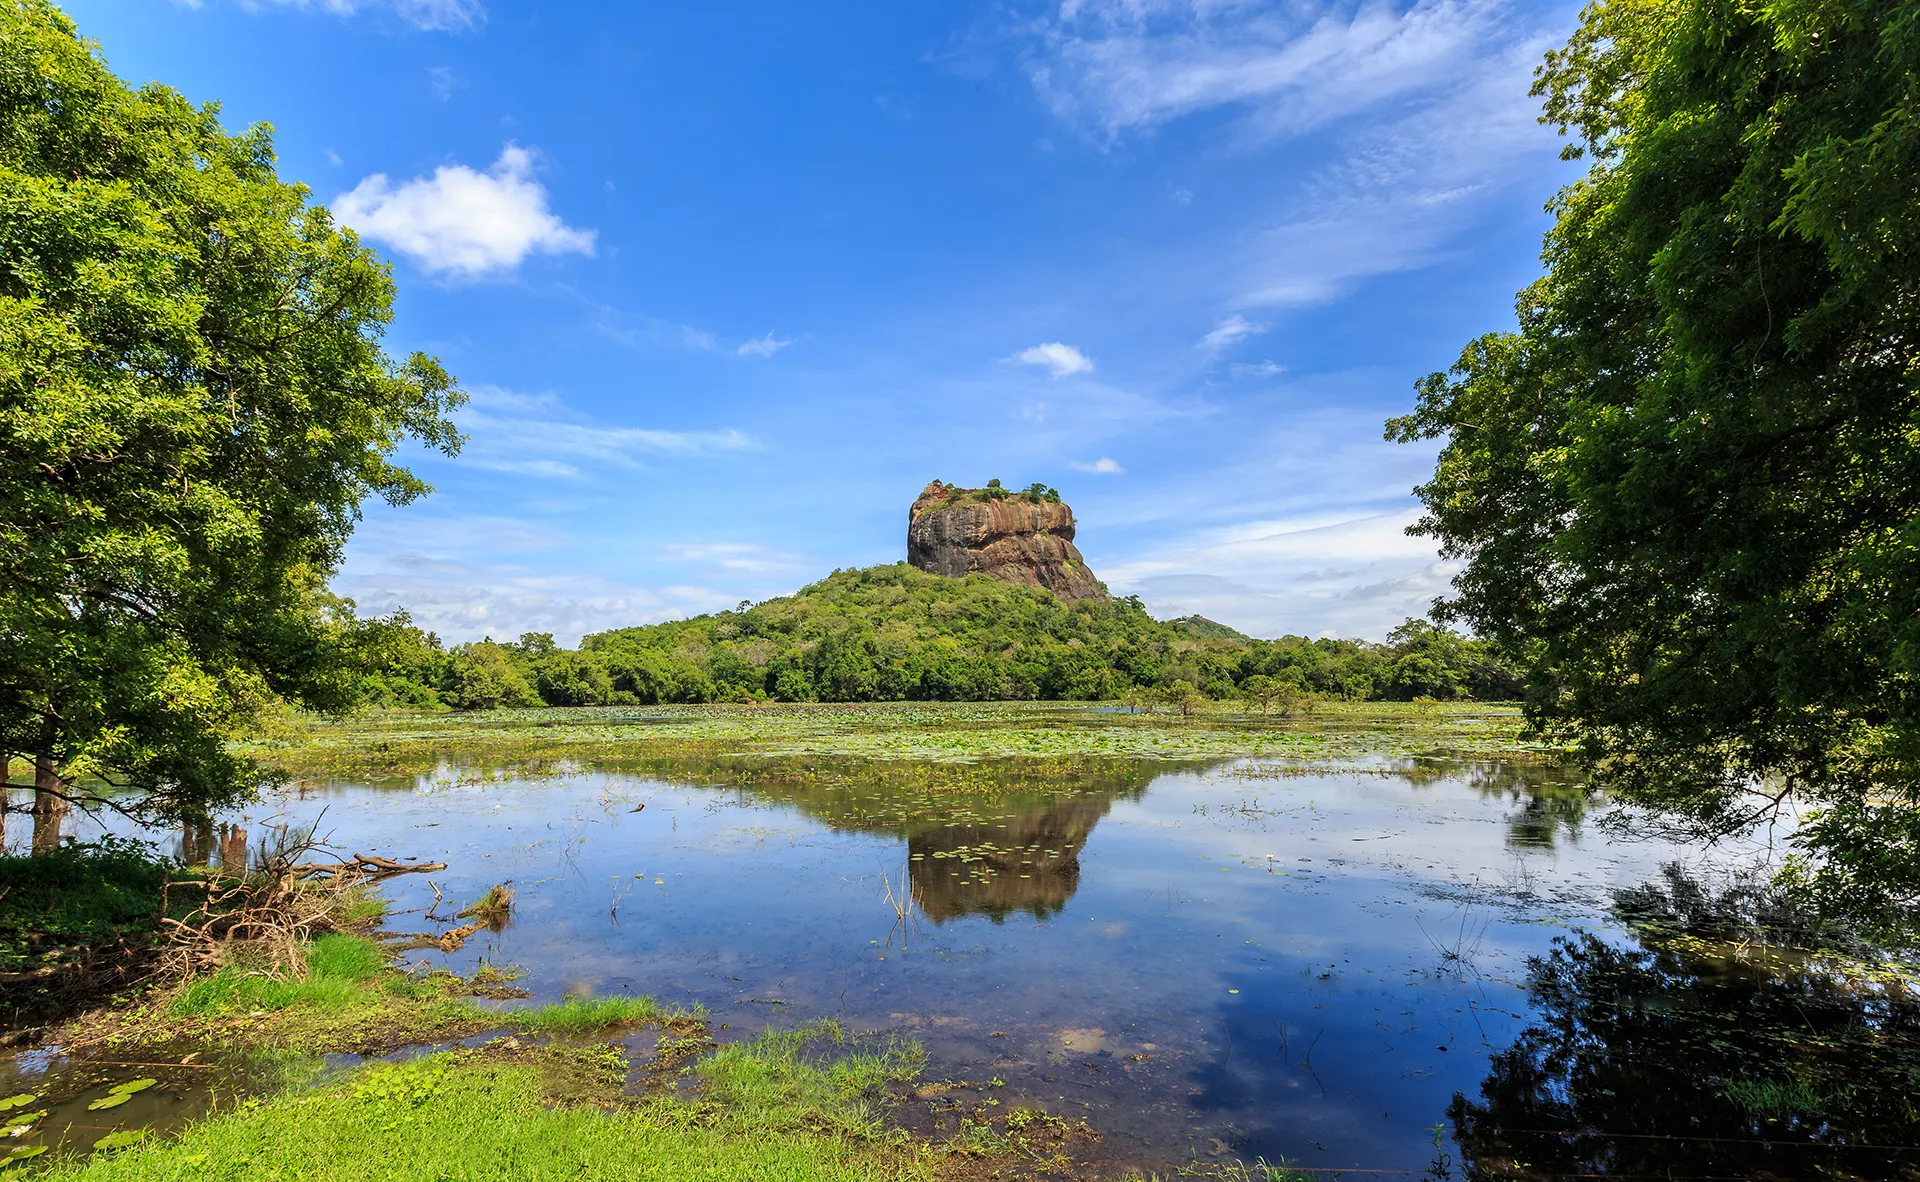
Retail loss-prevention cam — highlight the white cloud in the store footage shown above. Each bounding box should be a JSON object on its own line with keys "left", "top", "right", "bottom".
{"left": 455, "top": 385, "right": 758, "bottom": 482}
{"left": 1099, "top": 509, "right": 1452, "bottom": 639}
{"left": 1231, "top": 360, "right": 1286, "bottom": 377}
{"left": 1029, "top": 0, "right": 1506, "bottom": 142}
{"left": 1199, "top": 313, "right": 1267, "bottom": 350}
{"left": 1069, "top": 457, "right": 1126, "bottom": 474}
{"left": 660, "top": 541, "right": 809, "bottom": 577}
{"left": 1020, "top": 0, "right": 1568, "bottom": 313}
{"left": 1009, "top": 341, "right": 1095, "bottom": 378}
{"left": 333, "top": 145, "right": 594, "bottom": 280}
{"left": 233, "top": 0, "right": 484, "bottom": 32}
{"left": 736, "top": 333, "right": 794, "bottom": 358}
{"left": 334, "top": 508, "right": 799, "bottom": 646}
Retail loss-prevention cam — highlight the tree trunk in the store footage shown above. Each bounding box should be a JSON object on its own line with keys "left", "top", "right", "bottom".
{"left": 31, "top": 750, "right": 66, "bottom": 854}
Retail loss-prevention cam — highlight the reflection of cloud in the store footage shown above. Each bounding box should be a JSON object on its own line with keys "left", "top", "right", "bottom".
{"left": 334, "top": 145, "right": 593, "bottom": 279}
{"left": 1009, "top": 342, "right": 1095, "bottom": 377}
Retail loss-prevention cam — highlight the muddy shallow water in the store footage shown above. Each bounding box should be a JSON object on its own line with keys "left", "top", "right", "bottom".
{"left": 9, "top": 754, "right": 1919, "bottom": 1177}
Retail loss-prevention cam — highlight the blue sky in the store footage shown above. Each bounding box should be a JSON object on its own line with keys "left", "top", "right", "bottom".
{"left": 68, "top": 0, "right": 1577, "bottom": 644}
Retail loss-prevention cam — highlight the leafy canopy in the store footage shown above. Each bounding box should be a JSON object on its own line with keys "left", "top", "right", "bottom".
{"left": 354, "top": 564, "right": 1520, "bottom": 709}
{"left": 0, "top": 0, "right": 462, "bottom": 821}
{"left": 1389, "top": 0, "right": 1920, "bottom": 911}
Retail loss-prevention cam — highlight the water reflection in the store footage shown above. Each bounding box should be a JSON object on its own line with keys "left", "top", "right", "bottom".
{"left": 24, "top": 752, "right": 1893, "bottom": 1176}
{"left": 907, "top": 792, "right": 1117, "bottom": 923}
{"left": 727, "top": 756, "right": 1162, "bottom": 923}
{"left": 1386, "top": 758, "right": 1594, "bottom": 851}
{"left": 1451, "top": 866, "right": 1920, "bottom": 1178}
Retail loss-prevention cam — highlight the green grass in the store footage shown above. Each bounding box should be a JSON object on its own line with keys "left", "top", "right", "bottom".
{"left": 701, "top": 1019, "right": 927, "bottom": 1135}
{"left": 34, "top": 1048, "right": 932, "bottom": 1182}
{"left": 242, "top": 698, "right": 1541, "bottom": 785}
{"left": 169, "top": 935, "right": 391, "bottom": 1018}
{"left": 1722, "top": 1075, "right": 1847, "bottom": 1118}
{"left": 513, "top": 995, "right": 666, "bottom": 1035}
{"left": 0, "top": 838, "right": 177, "bottom": 975}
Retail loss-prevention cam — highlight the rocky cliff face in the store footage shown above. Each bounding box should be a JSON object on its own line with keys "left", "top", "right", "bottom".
{"left": 906, "top": 481, "right": 1105, "bottom": 602}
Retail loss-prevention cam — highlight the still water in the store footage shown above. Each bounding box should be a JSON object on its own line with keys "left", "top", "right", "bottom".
{"left": 9, "top": 755, "right": 1919, "bottom": 1178}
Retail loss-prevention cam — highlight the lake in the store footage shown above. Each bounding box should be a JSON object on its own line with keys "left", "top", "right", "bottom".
{"left": 7, "top": 746, "right": 1918, "bottom": 1178}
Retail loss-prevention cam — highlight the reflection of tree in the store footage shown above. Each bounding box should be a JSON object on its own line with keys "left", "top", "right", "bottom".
{"left": 1451, "top": 867, "right": 1920, "bottom": 1178}
{"left": 1388, "top": 758, "right": 1595, "bottom": 851}
{"left": 732, "top": 756, "right": 1169, "bottom": 924}
{"left": 908, "top": 793, "right": 1115, "bottom": 923}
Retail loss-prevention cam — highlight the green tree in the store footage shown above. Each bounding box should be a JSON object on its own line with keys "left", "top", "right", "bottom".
{"left": 340, "top": 606, "right": 449, "bottom": 709}
{"left": 532, "top": 650, "right": 614, "bottom": 707}
{"left": 0, "top": 2, "right": 462, "bottom": 846}
{"left": 1389, "top": 0, "right": 1920, "bottom": 912}
{"left": 445, "top": 643, "right": 537, "bottom": 711}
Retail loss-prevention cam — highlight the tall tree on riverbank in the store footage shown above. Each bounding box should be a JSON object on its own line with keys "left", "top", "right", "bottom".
{"left": 1390, "top": 0, "right": 1920, "bottom": 914}
{"left": 0, "top": 1, "right": 463, "bottom": 847}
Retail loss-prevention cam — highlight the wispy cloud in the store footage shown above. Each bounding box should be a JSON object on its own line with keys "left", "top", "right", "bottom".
{"left": 1100, "top": 509, "right": 1450, "bottom": 639}
{"left": 1020, "top": 0, "right": 1567, "bottom": 312}
{"left": 1231, "top": 360, "right": 1286, "bottom": 377}
{"left": 1069, "top": 456, "right": 1126, "bottom": 474}
{"left": 1009, "top": 341, "right": 1095, "bottom": 378}
{"left": 1199, "top": 313, "right": 1267, "bottom": 350}
{"left": 660, "top": 541, "right": 809, "bottom": 577}
{"left": 426, "top": 65, "right": 458, "bottom": 100}
{"left": 1028, "top": 0, "right": 1506, "bottom": 143}
{"left": 222, "top": 0, "right": 484, "bottom": 33}
{"left": 736, "top": 333, "right": 794, "bottom": 358}
{"left": 334, "top": 144, "right": 594, "bottom": 280}
{"left": 456, "top": 385, "right": 758, "bottom": 482}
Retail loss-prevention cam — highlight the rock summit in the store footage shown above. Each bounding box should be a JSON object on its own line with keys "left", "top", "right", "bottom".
{"left": 906, "top": 481, "right": 1105, "bottom": 602}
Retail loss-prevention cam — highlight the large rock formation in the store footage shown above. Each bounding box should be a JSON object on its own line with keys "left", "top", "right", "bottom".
{"left": 906, "top": 481, "right": 1104, "bottom": 602}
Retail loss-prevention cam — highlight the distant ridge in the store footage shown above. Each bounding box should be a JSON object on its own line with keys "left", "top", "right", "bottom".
{"left": 1167, "top": 615, "right": 1251, "bottom": 642}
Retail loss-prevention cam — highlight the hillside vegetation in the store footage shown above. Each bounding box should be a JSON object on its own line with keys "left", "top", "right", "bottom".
{"left": 347, "top": 564, "right": 1520, "bottom": 709}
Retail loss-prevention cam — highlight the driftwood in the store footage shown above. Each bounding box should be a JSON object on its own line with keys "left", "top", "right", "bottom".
{"left": 157, "top": 827, "right": 447, "bottom": 980}
{"left": 287, "top": 855, "right": 447, "bottom": 881}
{"left": 378, "top": 885, "right": 512, "bottom": 953}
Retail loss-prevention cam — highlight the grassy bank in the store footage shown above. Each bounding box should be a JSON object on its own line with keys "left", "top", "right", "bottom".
{"left": 240, "top": 699, "right": 1544, "bottom": 784}
{"left": 33, "top": 1030, "right": 933, "bottom": 1182}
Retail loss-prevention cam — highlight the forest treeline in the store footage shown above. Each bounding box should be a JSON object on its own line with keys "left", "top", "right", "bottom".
{"left": 345, "top": 563, "right": 1522, "bottom": 710}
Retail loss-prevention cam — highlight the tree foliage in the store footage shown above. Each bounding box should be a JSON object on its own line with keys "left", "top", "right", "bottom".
{"left": 0, "top": 1, "right": 462, "bottom": 837}
{"left": 1389, "top": 0, "right": 1920, "bottom": 911}
{"left": 353, "top": 564, "right": 1519, "bottom": 710}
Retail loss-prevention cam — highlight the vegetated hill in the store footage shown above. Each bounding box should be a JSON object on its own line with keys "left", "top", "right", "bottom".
{"left": 1168, "top": 615, "right": 1251, "bottom": 642}
{"left": 346, "top": 563, "right": 1521, "bottom": 709}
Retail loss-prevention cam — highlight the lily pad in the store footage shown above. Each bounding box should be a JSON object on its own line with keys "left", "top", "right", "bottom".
{"left": 92, "top": 1129, "right": 151, "bottom": 1151}
{"left": 1, "top": 1145, "right": 47, "bottom": 1166}
{"left": 2, "top": 1114, "right": 46, "bottom": 1139}
{"left": 108, "top": 1079, "right": 157, "bottom": 1096}
{"left": 0, "top": 1100, "right": 32, "bottom": 1114}
{"left": 86, "top": 1093, "right": 131, "bottom": 1111}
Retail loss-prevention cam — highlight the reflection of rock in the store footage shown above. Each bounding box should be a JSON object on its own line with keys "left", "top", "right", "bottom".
{"left": 909, "top": 793, "right": 1113, "bottom": 923}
